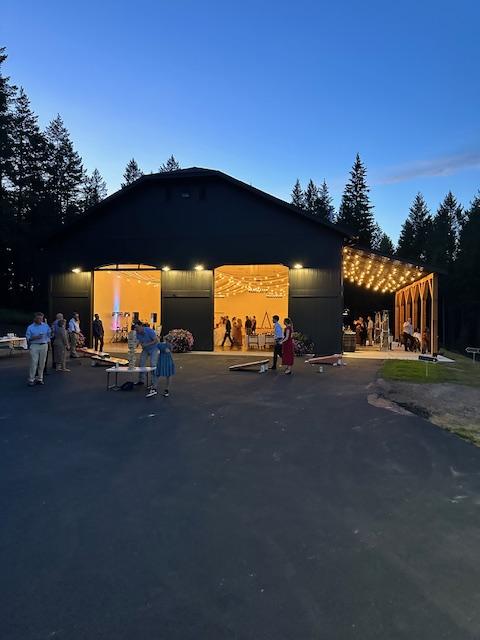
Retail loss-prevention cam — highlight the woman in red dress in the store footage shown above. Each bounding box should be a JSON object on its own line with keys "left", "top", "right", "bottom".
{"left": 281, "top": 318, "right": 294, "bottom": 374}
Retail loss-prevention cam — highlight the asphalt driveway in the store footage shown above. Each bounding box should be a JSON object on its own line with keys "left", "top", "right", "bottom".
{"left": 1, "top": 353, "right": 480, "bottom": 639}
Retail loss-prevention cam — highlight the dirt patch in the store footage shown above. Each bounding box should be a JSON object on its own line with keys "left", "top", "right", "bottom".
{"left": 374, "top": 378, "right": 480, "bottom": 445}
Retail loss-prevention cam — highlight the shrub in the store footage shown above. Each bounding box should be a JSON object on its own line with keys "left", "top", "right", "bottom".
{"left": 165, "top": 329, "right": 194, "bottom": 352}
{"left": 293, "top": 331, "right": 314, "bottom": 356}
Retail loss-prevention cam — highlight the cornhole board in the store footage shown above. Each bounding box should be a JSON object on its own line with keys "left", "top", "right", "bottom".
{"left": 78, "top": 347, "right": 110, "bottom": 358}
{"left": 91, "top": 355, "right": 128, "bottom": 368}
{"left": 229, "top": 359, "right": 269, "bottom": 373}
{"left": 305, "top": 354, "right": 345, "bottom": 370}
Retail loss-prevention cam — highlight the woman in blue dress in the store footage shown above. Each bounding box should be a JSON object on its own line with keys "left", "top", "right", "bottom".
{"left": 146, "top": 336, "right": 176, "bottom": 398}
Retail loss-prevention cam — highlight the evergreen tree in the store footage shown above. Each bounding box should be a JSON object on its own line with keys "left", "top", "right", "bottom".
{"left": 377, "top": 232, "right": 395, "bottom": 256}
{"left": 290, "top": 179, "right": 305, "bottom": 209}
{"left": 121, "top": 158, "right": 143, "bottom": 187}
{"left": 44, "top": 114, "right": 84, "bottom": 226}
{"left": 428, "top": 192, "right": 463, "bottom": 270}
{"left": 304, "top": 179, "right": 319, "bottom": 214}
{"left": 337, "top": 154, "right": 375, "bottom": 247}
{"left": 10, "top": 88, "right": 46, "bottom": 223}
{"left": 397, "top": 193, "right": 432, "bottom": 261}
{"left": 396, "top": 219, "right": 415, "bottom": 259}
{"left": 0, "top": 49, "right": 18, "bottom": 299}
{"left": 455, "top": 192, "right": 480, "bottom": 300}
{"left": 0, "top": 47, "right": 16, "bottom": 193}
{"left": 316, "top": 179, "right": 335, "bottom": 221}
{"left": 83, "top": 168, "right": 107, "bottom": 209}
{"left": 159, "top": 155, "right": 180, "bottom": 172}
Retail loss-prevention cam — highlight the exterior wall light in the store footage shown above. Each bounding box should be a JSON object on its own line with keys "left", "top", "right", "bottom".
{"left": 293, "top": 263, "right": 303, "bottom": 269}
{"left": 162, "top": 266, "right": 170, "bottom": 271}
{"left": 194, "top": 264, "right": 204, "bottom": 271}
{"left": 72, "top": 267, "right": 82, "bottom": 273}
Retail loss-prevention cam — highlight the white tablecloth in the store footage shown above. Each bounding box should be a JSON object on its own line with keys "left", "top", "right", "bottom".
{"left": 0, "top": 336, "right": 28, "bottom": 349}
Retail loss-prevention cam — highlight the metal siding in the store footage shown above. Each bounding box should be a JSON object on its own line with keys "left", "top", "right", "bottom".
{"left": 161, "top": 271, "right": 213, "bottom": 351}
{"left": 289, "top": 267, "right": 343, "bottom": 355}
{"left": 50, "top": 273, "right": 93, "bottom": 345}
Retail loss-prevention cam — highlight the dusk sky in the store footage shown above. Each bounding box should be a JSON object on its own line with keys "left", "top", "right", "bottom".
{"left": 2, "top": 0, "right": 479, "bottom": 240}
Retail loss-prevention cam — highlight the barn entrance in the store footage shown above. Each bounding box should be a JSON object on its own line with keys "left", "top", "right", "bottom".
{"left": 214, "top": 264, "right": 289, "bottom": 351}
{"left": 93, "top": 264, "right": 161, "bottom": 347}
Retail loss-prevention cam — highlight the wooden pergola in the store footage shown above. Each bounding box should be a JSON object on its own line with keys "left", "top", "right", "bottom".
{"left": 343, "top": 247, "right": 438, "bottom": 353}
{"left": 394, "top": 272, "right": 438, "bottom": 353}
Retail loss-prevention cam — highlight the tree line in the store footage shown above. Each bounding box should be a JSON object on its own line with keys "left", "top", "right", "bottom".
{"left": 0, "top": 47, "right": 180, "bottom": 307}
{"left": 290, "top": 153, "right": 480, "bottom": 305}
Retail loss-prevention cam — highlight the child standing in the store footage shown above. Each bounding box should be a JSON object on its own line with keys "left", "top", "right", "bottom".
{"left": 146, "top": 336, "right": 175, "bottom": 398}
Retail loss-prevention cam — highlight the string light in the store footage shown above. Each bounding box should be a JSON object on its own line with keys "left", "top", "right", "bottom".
{"left": 342, "top": 247, "right": 424, "bottom": 293}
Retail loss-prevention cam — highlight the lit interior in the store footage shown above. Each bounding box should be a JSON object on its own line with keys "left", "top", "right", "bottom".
{"left": 214, "top": 265, "right": 289, "bottom": 348}
{"left": 93, "top": 268, "right": 161, "bottom": 346}
{"left": 343, "top": 247, "right": 427, "bottom": 293}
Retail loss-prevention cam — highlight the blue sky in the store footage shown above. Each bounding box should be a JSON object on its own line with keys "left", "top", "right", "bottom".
{"left": 2, "top": 0, "right": 479, "bottom": 240}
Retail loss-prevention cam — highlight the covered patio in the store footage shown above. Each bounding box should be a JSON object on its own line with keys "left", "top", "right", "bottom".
{"left": 342, "top": 246, "right": 439, "bottom": 353}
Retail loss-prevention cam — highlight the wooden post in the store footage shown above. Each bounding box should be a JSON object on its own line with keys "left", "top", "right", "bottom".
{"left": 431, "top": 273, "right": 438, "bottom": 354}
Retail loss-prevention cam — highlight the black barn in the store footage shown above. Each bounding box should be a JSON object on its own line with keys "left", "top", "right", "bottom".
{"left": 45, "top": 168, "right": 350, "bottom": 353}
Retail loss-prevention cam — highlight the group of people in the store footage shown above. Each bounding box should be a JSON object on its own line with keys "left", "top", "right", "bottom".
{"left": 219, "top": 315, "right": 257, "bottom": 348}
{"left": 25, "top": 310, "right": 87, "bottom": 385}
{"left": 352, "top": 316, "right": 375, "bottom": 346}
{"left": 24, "top": 312, "right": 175, "bottom": 397}
{"left": 402, "top": 318, "right": 430, "bottom": 353}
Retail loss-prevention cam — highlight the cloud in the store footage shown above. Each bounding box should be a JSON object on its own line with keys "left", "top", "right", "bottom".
{"left": 377, "top": 151, "right": 480, "bottom": 185}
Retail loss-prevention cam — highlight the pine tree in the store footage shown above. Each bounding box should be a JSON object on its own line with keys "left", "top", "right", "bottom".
{"left": 396, "top": 219, "right": 416, "bottom": 259}
{"left": 83, "top": 168, "right": 107, "bottom": 209}
{"left": 0, "top": 49, "right": 18, "bottom": 300}
{"left": 44, "top": 114, "right": 84, "bottom": 225}
{"left": 315, "top": 179, "right": 335, "bottom": 221}
{"left": 10, "top": 88, "right": 46, "bottom": 223}
{"left": 121, "top": 158, "right": 143, "bottom": 187}
{"left": 377, "top": 233, "right": 395, "bottom": 256}
{"left": 0, "top": 47, "right": 16, "bottom": 193}
{"left": 397, "top": 193, "right": 432, "bottom": 261}
{"left": 428, "top": 192, "right": 463, "bottom": 270}
{"left": 159, "top": 155, "right": 180, "bottom": 172}
{"left": 291, "top": 179, "right": 305, "bottom": 209}
{"left": 337, "top": 154, "right": 375, "bottom": 247}
{"left": 455, "top": 192, "right": 480, "bottom": 300}
{"left": 304, "top": 179, "right": 319, "bottom": 215}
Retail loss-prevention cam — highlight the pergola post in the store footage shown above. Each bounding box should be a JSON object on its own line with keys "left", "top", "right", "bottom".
{"left": 431, "top": 273, "right": 439, "bottom": 353}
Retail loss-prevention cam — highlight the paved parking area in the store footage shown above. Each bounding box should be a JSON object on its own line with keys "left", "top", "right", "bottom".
{"left": 1, "top": 353, "right": 480, "bottom": 639}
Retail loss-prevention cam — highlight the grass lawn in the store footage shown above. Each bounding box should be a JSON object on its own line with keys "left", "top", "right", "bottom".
{"left": 381, "top": 350, "right": 480, "bottom": 387}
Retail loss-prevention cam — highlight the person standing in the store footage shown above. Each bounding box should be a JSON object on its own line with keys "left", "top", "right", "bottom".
{"left": 92, "top": 313, "right": 104, "bottom": 352}
{"left": 251, "top": 316, "right": 257, "bottom": 334}
{"left": 402, "top": 318, "right": 414, "bottom": 351}
{"left": 367, "top": 315, "right": 374, "bottom": 346}
{"left": 234, "top": 317, "right": 243, "bottom": 348}
{"left": 221, "top": 315, "right": 233, "bottom": 347}
{"left": 282, "top": 317, "right": 294, "bottom": 374}
{"left": 146, "top": 336, "right": 176, "bottom": 398}
{"left": 50, "top": 312, "right": 64, "bottom": 369}
{"left": 134, "top": 321, "right": 159, "bottom": 385}
{"left": 53, "top": 319, "right": 70, "bottom": 372}
{"left": 26, "top": 312, "right": 51, "bottom": 386}
{"left": 271, "top": 314, "right": 283, "bottom": 370}
{"left": 245, "top": 316, "right": 252, "bottom": 336}
{"left": 68, "top": 312, "right": 81, "bottom": 358}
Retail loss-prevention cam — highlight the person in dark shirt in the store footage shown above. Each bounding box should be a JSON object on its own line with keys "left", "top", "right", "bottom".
{"left": 245, "top": 316, "right": 252, "bottom": 336}
{"left": 92, "top": 314, "right": 105, "bottom": 352}
{"left": 221, "top": 315, "right": 233, "bottom": 347}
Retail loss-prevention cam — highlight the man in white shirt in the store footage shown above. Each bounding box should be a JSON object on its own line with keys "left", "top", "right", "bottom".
{"left": 68, "top": 312, "right": 81, "bottom": 358}
{"left": 271, "top": 314, "right": 283, "bottom": 370}
{"left": 402, "top": 318, "right": 414, "bottom": 351}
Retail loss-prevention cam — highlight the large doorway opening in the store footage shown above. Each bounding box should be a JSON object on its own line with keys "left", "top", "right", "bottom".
{"left": 214, "top": 264, "right": 289, "bottom": 350}
{"left": 93, "top": 264, "right": 161, "bottom": 347}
